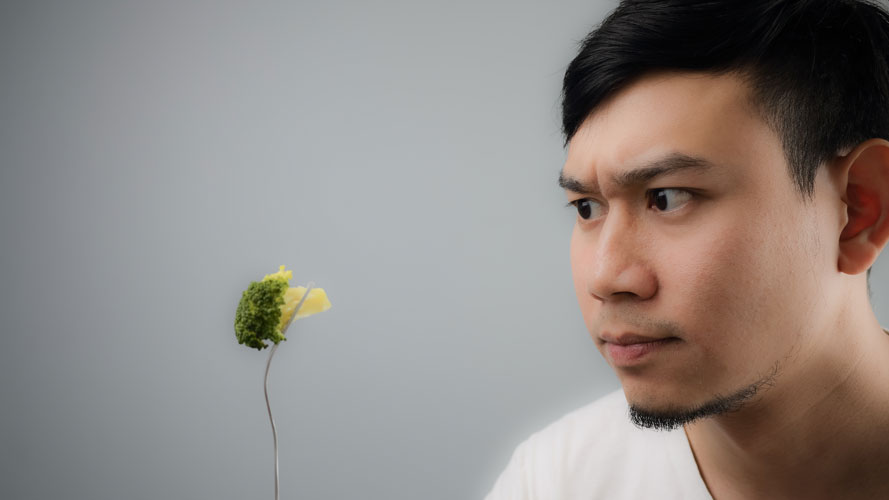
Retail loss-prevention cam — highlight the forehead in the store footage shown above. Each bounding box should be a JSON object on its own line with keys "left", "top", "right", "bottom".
{"left": 563, "top": 72, "right": 786, "bottom": 188}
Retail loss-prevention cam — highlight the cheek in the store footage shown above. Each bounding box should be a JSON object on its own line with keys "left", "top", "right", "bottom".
{"left": 569, "top": 226, "right": 586, "bottom": 299}
{"left": 668, "top": 231, "right": 763, "bottom": 321}
{"left": 662, "top": 208, "right": 816, "bottom": 362}
{"left": 569, "top": 226, "right": 599, "bottom": 325}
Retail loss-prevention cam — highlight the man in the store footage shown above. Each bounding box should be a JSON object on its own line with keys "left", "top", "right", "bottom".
{"left": 486, "top": 0, "right": 889, "bottom": 498}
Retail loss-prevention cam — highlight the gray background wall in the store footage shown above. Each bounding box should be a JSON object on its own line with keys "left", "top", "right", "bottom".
{"left": 1, "top": 1, "right": 887, "bottom": 499}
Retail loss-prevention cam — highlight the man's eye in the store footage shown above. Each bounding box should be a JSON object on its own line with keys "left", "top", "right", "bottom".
{"left": 570, "top": 199, "right": 604, "bottom": 220}
{"left": 648, "top": 188, "right": 692, "bottom": 212}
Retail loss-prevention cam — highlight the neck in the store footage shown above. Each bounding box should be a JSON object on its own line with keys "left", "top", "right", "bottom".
{"left": 684, "top": 309, "right": 889, "bottom": 499}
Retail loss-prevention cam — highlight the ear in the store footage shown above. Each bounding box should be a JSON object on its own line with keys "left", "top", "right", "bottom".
{"left": 837, "top": 139, "right": 889, "bottom": 275}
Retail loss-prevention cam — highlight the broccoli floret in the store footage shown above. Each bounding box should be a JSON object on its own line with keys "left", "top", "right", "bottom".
{"left": 234, "top": 277, "right": 290, "bottom": 350}
{"left": 235, "top": 265, "right": 332, "bottom": 350}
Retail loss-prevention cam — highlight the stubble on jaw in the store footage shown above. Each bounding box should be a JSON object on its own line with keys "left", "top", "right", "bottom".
{"left": 628, "top": 362, "right": 781, "bottom": 431}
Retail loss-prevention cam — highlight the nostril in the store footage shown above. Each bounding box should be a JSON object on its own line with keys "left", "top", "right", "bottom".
{"left": 588, "top": 266, "right": 658, "bottom": 302}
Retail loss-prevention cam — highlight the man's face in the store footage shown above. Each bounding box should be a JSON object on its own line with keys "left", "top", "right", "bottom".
{"left": 562, "top": 72, "right": 840, "bottom": 417}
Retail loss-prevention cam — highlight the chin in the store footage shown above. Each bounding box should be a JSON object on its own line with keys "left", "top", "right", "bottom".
{"left": 622, "top": 370, "right": 778, "bottom": 430}
{"left": 619, "top": 375, "right": 702, "bottom": 411}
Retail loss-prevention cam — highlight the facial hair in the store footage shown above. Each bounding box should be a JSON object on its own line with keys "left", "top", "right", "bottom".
{"left": 628, "top": 363, "right": 779, "bottom": 431}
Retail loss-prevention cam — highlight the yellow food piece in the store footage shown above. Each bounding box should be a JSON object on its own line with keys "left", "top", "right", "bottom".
{"left": 260, "top": 265, "right": 332, "bottom": 332}
{"left": 279, "top": 286, "right": 332, "bottom": 330}
{"left": 263, "top": 265, "right": 293, "bottom": 282}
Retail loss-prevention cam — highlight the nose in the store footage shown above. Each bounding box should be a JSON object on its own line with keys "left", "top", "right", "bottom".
{"left": 582, "top": 212, "right": 658, "bottom": 303}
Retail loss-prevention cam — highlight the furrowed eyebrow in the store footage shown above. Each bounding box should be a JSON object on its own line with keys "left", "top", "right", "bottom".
{"left": 611, "top": 153, "right": 714, "bottom": 187}
{"left": 558, "top": 172, "right": 600, "bottom": 195}
{"left": 558, "top": 153, "right": 715, "bottom": 194}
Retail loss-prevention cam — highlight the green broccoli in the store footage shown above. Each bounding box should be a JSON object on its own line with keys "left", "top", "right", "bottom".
{"left": 234, "top": 276, "right": 289, "bottom": 350}
{"left": 234, "top": 266, "right": 332, "bottom": 350}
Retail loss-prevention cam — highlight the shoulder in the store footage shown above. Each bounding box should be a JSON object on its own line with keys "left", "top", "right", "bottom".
{"left": 514, "top": 390, "right": 639, "bottom": 486}
{"left": 485, "top": 390, "right": 711, "bottom": 500}
{"left": 524, "top": 389, "right": 630, "bottom": 457}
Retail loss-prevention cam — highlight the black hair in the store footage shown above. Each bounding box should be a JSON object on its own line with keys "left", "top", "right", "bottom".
{"left": 563, "top": 0, "right": 889, "bottom": 284}
{"left": 562, "top": 0, "right": 889, "bottom": 198}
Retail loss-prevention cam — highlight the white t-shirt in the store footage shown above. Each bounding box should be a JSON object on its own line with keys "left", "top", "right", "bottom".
{"left": 485, "top": 390, "right": 713, "bottom": 500}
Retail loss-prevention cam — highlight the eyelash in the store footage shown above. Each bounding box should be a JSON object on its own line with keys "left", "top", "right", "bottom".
{"left": 566, "top": 198, "right": 604, "bottom": 220}
{"left": 567, "top": 188, "right": 694, "bottom": 220}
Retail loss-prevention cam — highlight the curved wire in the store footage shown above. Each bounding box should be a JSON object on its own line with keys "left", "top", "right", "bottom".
{"left": 264, "top": 342, "right": 281, "bottom": 500}
{"left": 264, "top": 283, "right": 314, "bottom": 500}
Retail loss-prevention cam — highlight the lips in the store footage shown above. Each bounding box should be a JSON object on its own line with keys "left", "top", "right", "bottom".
{"left": 601, "top": 333, "right": 668, "bottom": 345}
{"left": 600, "top": 332, "right": 680, "bottom": 366}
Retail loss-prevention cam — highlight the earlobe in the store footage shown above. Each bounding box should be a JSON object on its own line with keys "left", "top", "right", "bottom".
{"left": 837, "top": 139, "right": 889, "bottom": 275}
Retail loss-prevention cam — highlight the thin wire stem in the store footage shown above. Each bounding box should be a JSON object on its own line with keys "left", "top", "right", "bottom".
{"left": 263, "top": 283, "right": 314, "bottom": 500}
{"left": 264, "top": 342, "right": 281, "bottom": 500}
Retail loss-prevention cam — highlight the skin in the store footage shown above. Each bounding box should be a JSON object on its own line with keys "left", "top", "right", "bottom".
{"left": 562, "top": 71, "right": 889, "bottom": 499}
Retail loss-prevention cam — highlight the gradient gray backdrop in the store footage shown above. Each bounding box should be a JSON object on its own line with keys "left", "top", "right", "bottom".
{"left": 2, "top": 1, "right": 888, "bottom": 499}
